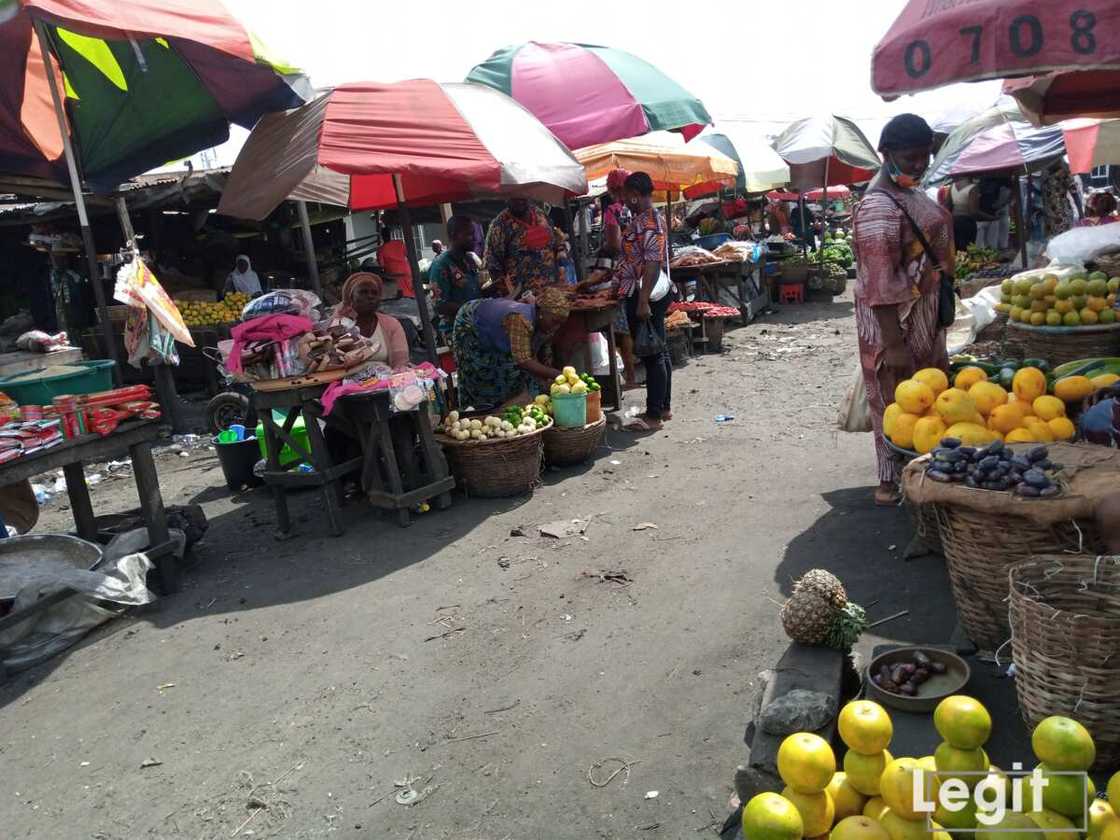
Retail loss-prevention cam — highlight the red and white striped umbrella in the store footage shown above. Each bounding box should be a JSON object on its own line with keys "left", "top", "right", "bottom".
{"left": 218, "top": 79, "right": 587, "bottom": 220}
{"left": 1062, "top": 118, "right": 1120, "bottom": 174}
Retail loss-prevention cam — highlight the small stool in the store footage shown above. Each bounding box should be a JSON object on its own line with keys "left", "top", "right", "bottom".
{"left": 779, "top": 283, "right": 804, "bottom": 304}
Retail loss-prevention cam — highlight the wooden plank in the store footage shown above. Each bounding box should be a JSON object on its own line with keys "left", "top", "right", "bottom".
{"left": 366, "top": 477, "right": 455, "bottom": 510}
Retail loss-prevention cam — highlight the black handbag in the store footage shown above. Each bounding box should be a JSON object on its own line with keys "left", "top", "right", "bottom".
{"left": 871, "top": 189, "right": 957, "bottom": 329}
{"left": 633, "top": 318, "right": 666, "bottom": 358}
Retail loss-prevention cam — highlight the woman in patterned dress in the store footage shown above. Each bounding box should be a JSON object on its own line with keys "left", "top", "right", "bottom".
{"left": 852, "top": 114, "right": 953, "bottom": 506}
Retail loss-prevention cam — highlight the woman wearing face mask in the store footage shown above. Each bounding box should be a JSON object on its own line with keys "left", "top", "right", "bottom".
{"left": 852, "top": 113, "right": 953, "bottom": 507}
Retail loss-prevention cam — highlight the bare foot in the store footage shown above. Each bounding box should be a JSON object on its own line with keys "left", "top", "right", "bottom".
{"left": 874, "top": 485, "right": 900, "bottom": 507}
{"left": 660, "top": 410, "right": 672, "bottom": 421}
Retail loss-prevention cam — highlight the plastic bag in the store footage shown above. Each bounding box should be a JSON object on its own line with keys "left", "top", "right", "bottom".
{"left": 633, "top": 319, "right": 666, "bottom": 357}
{"left": 1045, "top": 224, "right": 1120, "bottom": 265}
{"left": 15, "top": 330, "right": 68, "bottom": 353}
{"left": 837, "top": 361, "right": 871, "bottom": 433}
{"left": 241, "top": 288, "right": 321, "bottom": 321}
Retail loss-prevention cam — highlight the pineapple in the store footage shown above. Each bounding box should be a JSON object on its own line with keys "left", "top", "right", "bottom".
{"left": 780, "top": 589, "right": 838, "bottom": 645}
{"left": 792, "top": 568, "right": 847, "bottom": 609}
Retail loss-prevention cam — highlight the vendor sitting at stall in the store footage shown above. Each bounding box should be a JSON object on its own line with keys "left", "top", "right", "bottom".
{"left": 451, "top": 287, "right": 570, "bottom": 409}
{"left": 1078, "top": 190, "right": 1118, "bottom": 227}
{"left": 224, "top": 254, "right": 262, "bottom": 296}
{"left": 330, "top": 272, "right": 410, "bottom": 369}
{"left": 484, "top": 198, "right": 561, "bottom": 299}
{"left": 429, "top": 215, "right": 482, "bottom": 337}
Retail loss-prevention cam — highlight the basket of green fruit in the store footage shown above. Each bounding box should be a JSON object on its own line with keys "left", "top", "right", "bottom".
{"left": 999, "top": 270, "right": 1120, "bottom": 365}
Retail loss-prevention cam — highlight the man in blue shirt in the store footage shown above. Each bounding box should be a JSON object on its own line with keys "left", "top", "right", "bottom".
{"left": 428, "top": 215, "right": 482, "bottom": 336}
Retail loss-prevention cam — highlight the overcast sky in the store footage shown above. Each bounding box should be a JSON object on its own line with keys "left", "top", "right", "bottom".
{"left": 180, "top": 0, "right": 1003, "bottom": 169}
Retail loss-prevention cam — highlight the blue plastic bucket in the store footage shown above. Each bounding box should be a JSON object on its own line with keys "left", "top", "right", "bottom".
{"left": 551, "top": 393, "right": 587, "bottom": 429}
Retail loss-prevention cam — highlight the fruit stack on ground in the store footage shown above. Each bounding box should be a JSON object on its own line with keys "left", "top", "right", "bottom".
{"left": 776, "top": 732, "right": 837, "bottom": 837}
{"left": 931, "top": 695, "right": 992, "bottom": 831}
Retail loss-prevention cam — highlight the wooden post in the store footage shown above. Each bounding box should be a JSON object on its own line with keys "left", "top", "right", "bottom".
{"left": 393, "top": 175, "right": 438, "bottom": 363}
{"left": 819, "top": 156, "right": 831, "bottom": 275}
{"left": 295, "top": 200, "right": 322, "bottom": 296}
{"left": 1013, "top": 173, "right": 1029, "bottom": 268}
{"left": 34, "top": 19, "right": 122, "bottom": 384}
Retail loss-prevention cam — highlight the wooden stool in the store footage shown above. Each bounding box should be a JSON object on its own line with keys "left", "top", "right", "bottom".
{"left": 779, "top": 283, "right": 805, "bottom": 304}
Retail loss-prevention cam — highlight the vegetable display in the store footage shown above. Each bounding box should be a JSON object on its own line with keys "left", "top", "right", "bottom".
{"left": 440, "top": 405, "right": 551, "bottom": 442}
{"left": 953, "top": 243, "right": 1002, "bottom": 280}
{"left": 550, "top": 366, "right": 599, "bottom": 397}
{"left": 923, "top": 439, "right": 1061, "bottom": 498}
{"left": 997, "top": 270, "right": 1119, "bottom": 327}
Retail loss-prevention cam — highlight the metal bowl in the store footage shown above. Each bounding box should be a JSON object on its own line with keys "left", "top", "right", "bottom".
{"left": 0, "top": 534, "right": 103, "bottom": 601}
{"left": 865, "top": 646, "right": 971, "bottom": 713}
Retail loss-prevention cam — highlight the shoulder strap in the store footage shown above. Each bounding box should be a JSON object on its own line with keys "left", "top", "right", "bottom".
{"left": 869, "top": 188, "right": 944, "bottom": 272}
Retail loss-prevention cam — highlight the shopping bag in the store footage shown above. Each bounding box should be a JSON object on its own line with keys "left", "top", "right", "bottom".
{"left": 837, "top": 361, "right": 872, "bottom": 433}
{"left": 633, "top": 319, "right": 666, "bottom": 358}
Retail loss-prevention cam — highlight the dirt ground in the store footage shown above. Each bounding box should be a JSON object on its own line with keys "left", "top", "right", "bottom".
{"left": 0, "top": 290, "right": 959, "bottom": 839}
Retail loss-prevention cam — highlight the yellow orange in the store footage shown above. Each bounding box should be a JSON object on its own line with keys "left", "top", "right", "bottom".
{"left": 863, "top": 797, "right": 888, "bottom": 820}
{"left": 969, "top": 381, "right": 1008, "bottom": 416}
{"left": 954, "top": 366, "right": 988, "bottom": 390}
{"left": 883, "top": 403, "right": 903, "bottom": 438}
{"left": 878, "top": 809, "right": 939, "bottom": 840}
{"left": 831, "top": 815, "right": 891, "bottom": 840}
{"left": 781, "top": 787, "right": 835, "bottom": 836}
{"left": 1024, "top": 416, "right": 1056, "bottom": 443}
{"left": 935, "top": 797, "right": 978, "bottom": 831}
{"left": 1032, "top": 716, "right": 1096, "bottom": 771}
{"left": 896, "top": 380, "right": 936, "bottom": 415}
{"left": 1033, "top": 395, "right": 1066, "bottom": 421}
{"left": 1048, "top": 416, "right": 1076, "bottom": 441}
{"left": 1038, "top": 763, "right": 1095, "bottom": 818}
{"left": 743, "top": 792, "right": 804, "bottom": 840}
{"left": 838, "top": 701, "right": 893, "bottom": 755}
{"left": 1091, "top": 373, "right": 1120, "bottom": 389}
{"left": 890, "top": 414, "right": 921, "bottom": 450}
{"left": 1013, "top": 367, "right": 1048, "bottom": 402}
{"left": 935, "top": 388, "right": 977, "bottom": 425}
{"left": 933, "top": 695, "right": 991, "bottom": 749}
{"left": 1108, "top": 773, "right": 1120, "bottom": 818}
{"left": 1053, "top": 375, "right": 1096, "bottom": 403}
{"left": 933, "top": 741, "right": 987, "bottom": 783}
{"left": 879, "top": 758, "right": 931, "bottom": 821}
{"left": 844, "top": 750, "right": 892, "bottom": 797}
{"left": 778, "top": 732, "right": 837, "bottom": 793}
{"left": 943, "top": 422, "right": 994, "bottom": 447}
{"left": 912, "top": 417, "right": 947, "bottom": 454}
{"left": 988, "top": 403, "right": 1026, "bottom": 434}
{"left": 827, "top": 773, "right": 868, "bottom": 822}
{"left": 912, "top": 368, "right": 949, "bottom": 395}
{"left": 1005, "top": 428, "right": 1037, "bottom": 444}
{"left": 1028, "top": 809, "right": 1080, "bottom": 840}
{"left": 1088, "top": 799, "right": 1119, "bottom": 840}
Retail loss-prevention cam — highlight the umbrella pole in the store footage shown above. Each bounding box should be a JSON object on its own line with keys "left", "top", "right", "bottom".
{"left": 393, "top": 176, "right": 438, "bottom": 365}
{"left": 33, "top": 19, "right": 122, "bottom": 385}
{"left": 563, "top": 197, "right": 583, "bottom": 282}
{"left": 819, "top": 157, "right": 830, "bottom": 275}
{"left": 1013, "top": 174, "right": 1028, "bottom": 268}
{"left": 295, "top": 201, "right": 322, "bottom": 297}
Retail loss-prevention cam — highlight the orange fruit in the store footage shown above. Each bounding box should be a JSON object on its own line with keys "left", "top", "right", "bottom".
{"left": 1104, "top": 820, "right": 1120, "bottom": 840}
{"left": 889, "top": 414, "right": 921, "bottom": 450}
{"left": 863, "top": 797, "right": 889, "bottom": 820}
{"left": 1005, "top": 428, "right": 1037, "bottom": 444}
{"left": 879, "top": 758, "right": 933, "bottom": 821}
{"left": 1048, "top": 416, "right": 1076, "bottom": 441}
{"left": 1013, "top": 367, "right": 1048, "bottom": 402}
{"left": 831, "top": 815, "right": 891, "bottom": 840}
{"left": 913, "top": 417, "right": 947, "bottom": 455}
{"left": 954, "top": 366, "right": 988, "bottom": 390}
{"left": 1028, "top": 809, "right": 1079, "bottom": 840}
{"left": 934, "top": 696, "right": 991, "bottom": 749}
{"left": 935, "top": 796, "right": 978, "bottom": 831}
{"left": 896, "top": 380, "right": 936, "bottom": 415}
{"left": 1038, "top": 763, "right": 1096, "bottom": 818}
{"left": 969, "top": 381, "right": 1008, "bottom": 416}
{"left": 878, "top": 809, "right": 939, "bottom": 840}
{"left": 988, "top": 403, "right": 1026, "bottom": 434}
{"left": 778, "top": 732, "right": 837, "bottom": 793}
{"left": 912, "top": 368, "right": 950, "bottom": 395}
{"left": 977, "top": 812, "right": 1048, "bottom": 840}
{"left": 782, "top": 787, "right": 835, "bottom": 836}
{"left": 943, "top": 421, "right": 993, "bottom": 447}
{"left": 933, "top": 741, "right": 988, "bottom": 783}
{"left": 1033, "top": 395, "right": 1066, "bottom": 421}
{"left": 883, "top": 403, "right": 903, "bottom": 437}
{"left": 743, "top": 792, "right": 804, "bottom": 840}
{"left": 1092, "top": 373, "right": 1120, "bottom": 389}
{"left": 935, "top": 388, "right": 977, "bottom": 424}
{"left": 845, "top": 749, "right": 893, "bottom": 796}
{"left": 1088, "top": 799, "right": 1119, "bottom": 840}
{"left": 1108, "top": 772, "right": 1120, "bottom": 815}
{"left": 839, "top": 701, "right": 894, "bottom": 755}
{"left": 1053, "top": 375, "right": 1096, "bottom": 403}
{"left": 1024, "top": 416, "right": 1056, "bottom": 443}
{"left": 1032, "top": 716, "right": 1096, "bottom": 770}
{"left": 828, "top": 772, "right": 868, "bottom": 822}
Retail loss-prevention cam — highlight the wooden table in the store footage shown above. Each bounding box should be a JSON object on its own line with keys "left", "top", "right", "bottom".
{"left": 0, "top": 420, "right": 177, "bottom": 592}
{"left": 254, "top": 385, "right": 453, "bottom": 536}
{"left": 569, "top": 302, "right": 621, "bottom": 412}
{"left": 670, "top": 259, "right": 770, "bottom": 324}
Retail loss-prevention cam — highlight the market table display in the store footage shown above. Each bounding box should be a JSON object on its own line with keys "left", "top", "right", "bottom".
{"left": 0, "top": 419, "right": 175, "bottom": 592}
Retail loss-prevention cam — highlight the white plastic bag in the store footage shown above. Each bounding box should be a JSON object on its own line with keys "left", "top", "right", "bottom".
{"left": 837, "top": 361, "right": 871, "bottom": 433}
{"left": 588, "top": 333, "right": 610, "bottom": 375}
{"left": 1045, "top": 224, "right": 1120, "bottom": 265}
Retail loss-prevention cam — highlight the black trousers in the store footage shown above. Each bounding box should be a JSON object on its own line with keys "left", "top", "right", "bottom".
{"left": 626, "top": 292, "right": 672, "bottom": 417}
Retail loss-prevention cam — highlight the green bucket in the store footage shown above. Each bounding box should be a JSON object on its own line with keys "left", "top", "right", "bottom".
{"left": 255, "top": 411, "right": 310, "bottom": 467}
{"left": 0, "top": 359, "right": 116, "bottom": 405}
{"left": 551, "top": 392, "right": 587, "bottom": 429}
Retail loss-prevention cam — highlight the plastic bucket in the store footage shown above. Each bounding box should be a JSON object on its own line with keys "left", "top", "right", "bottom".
{"left": 0, "top": 359, "right": 116, "bottom": 405}
{"left": 255, "top": 411, "right": 310, "bottom": 467}
{"left": 214, "top": 437, "right": 262, "bottom": 491}
{"left": 586, "top": 390, "right": 602, "bottom": 423}
{"left": 551, "top": 393, "right": 587, "bottom": 429}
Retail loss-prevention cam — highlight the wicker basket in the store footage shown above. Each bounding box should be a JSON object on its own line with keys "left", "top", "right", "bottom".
{"left": 543, "top": 416, "right": 606, "bottom": 467}
{"left": 905, "top": 499, "right": 942, "bottom": 554}
{"left": 1006, "top": 321, "right": 1120, "bottom": 366}
{"left": 438, "top": 420, "right": 549, "bottom": 498}
{"left": 1009, "top": 554, "right": 1120, "bottom": 771}
{"left": 973, "top": 311, "right": 1007, "bottom": 344}
{"left": 933, "top": 504, "right": 1102, "bottom": 651}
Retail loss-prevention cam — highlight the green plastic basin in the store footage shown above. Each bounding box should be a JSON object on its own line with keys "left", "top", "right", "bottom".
{"left": 0, "top": 359, "right": 116, "bottom": 406}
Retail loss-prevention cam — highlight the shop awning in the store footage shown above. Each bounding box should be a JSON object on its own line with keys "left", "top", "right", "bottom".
{"left": 573, "top": 135, "right": 738, "bottom": 195}
{"left": 772, "top": 115, "right": 880, "bottom": 191}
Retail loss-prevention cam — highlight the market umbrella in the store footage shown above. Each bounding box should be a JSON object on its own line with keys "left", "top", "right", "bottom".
{"left": 772, "top": 115, "right": 880, "bottom": 191}
{"left": 682, "top": 130, "right": 789, "bottom": 198}
{"left": 218, "top": 79, "right": 589, "bottom": 361}
{"left": 1005, "top": 72, "right": 1120, "bottom": 125}
{"left": 465, "top": 41, "right": 711, "bottom": 150}
{"left": 0, "top": 0, "right": 309, "bottom": 381}
{"left": 871, "top": 1, "right": 1120, "bottom": 99}
{"left": 573, "top": 135, "right": 738, "bottom": 195}
{"left": 923, "top": 99, "right": 1066, "bottom": 185}
{"left": 1062, "top": 118, "right": 1120, "bottom": 174}
{"left": 804, "top": 185, "right": 850, "bottom": 201}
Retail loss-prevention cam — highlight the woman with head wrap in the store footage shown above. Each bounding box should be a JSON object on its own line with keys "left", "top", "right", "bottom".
{"left": 1078, "top": 190, "right": 1118, "bottom": 226}
{"left": 225, "top": 254, "right": 261, "bottom": 296}
{"left": 451, "top": 286, "right": 571, "bottom": 409}
{"left": 852, "top": 113, "right": 953, "bottom": 506}
{"left": 330, "top": 272, "right": 410, "bottom": 370}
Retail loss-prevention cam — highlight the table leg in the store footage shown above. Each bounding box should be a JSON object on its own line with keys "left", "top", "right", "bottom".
{"left": 63, "top": 461, "right": 98, "bottom": 542}
{"left": 416, "top": 409, "right": 453, "bottom": 510}
{"left": 377, "top": 421, "right": 410, "bottom": 527}
{"left": 604, "top": 321, "right": 620, "bottom": 412}
{"left": 302, "top": 406, "right": 345, "bottom": 536}
{"left": 260, "top": 410, "right": 292, "bottom": 539}
{"left": 130, "top": 440, "right": 177, "bottom": 594}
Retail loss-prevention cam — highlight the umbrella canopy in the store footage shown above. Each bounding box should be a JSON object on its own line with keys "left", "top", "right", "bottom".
{"left": 772, "top": 115, "right": 880, "bottom": 190}
{"left": 1004, "top": 71, "right": 1120, "bottom": 125}
{"left": 0, "top": 0, "right": 309, "bottom": 191}
{"left": 1062, "top": 118, "right": 1120, "bottom": 174}
{"left": 924, "top": 99, "right": 1065, "bottom": 185}
{"left": 217, "top": 80, "right": 588, "bottom": 221}
{"left": 804, "top": 185, "right": 850, "bottom": 200}
{"left": 573, "top": 135, "right": 738, "bottom": 195}
{"left": 683, "top": 130, "right": 789, "bottom": 197}
{"left": 466, "top": 41, "right": 711, "bottom": 149}
{"left": 872, "top": 1, "right": 1120, "bottom": 99}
